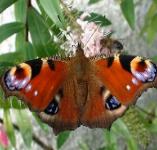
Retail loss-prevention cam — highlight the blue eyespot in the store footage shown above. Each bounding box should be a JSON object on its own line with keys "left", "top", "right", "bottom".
{"left": 44, "top": 100, "right": 59, "bottom": 115}
{"left": 105, "top": 95, "right": 121, "bottom": 110}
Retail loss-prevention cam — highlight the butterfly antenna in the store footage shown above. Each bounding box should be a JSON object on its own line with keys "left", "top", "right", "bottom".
{"left": 83, "top": 26, "right": 99, "bottom": 49}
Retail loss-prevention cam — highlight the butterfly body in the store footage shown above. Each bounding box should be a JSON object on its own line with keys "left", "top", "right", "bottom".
{"left": 1, "top": 45, "right": 157, "bottom": 134}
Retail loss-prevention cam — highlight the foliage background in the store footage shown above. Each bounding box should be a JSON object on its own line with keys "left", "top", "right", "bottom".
{"left": 0, "top": 0, "right": 157, "bottom": 150}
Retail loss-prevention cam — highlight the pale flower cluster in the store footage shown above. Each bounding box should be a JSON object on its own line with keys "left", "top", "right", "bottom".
{"left": 76, "top": 13, "right": 112, "bottom": 57}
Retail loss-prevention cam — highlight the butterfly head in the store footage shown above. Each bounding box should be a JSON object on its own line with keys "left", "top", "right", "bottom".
{"left": 75, "top": 43, "right": 86, "bottom": 57}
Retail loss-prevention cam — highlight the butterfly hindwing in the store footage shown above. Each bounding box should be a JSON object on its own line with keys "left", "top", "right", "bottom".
{"left": 81, "top": 72, "right": 127, "bottom": 128}
{"left": 39, "top": 78, "right": 80, "bottom": 134}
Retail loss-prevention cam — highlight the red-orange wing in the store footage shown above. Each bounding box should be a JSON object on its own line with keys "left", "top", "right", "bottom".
{"left": 1, "top": 58, "right": 68, "bottom": 110}
{"left": 1, "top": 58, "right": 80, "bottom": 134}
{"left": 94, "top": 55, "right": 157, "bottom": 105}
{"left": 81, "top": 55, "right": 157, "bottom": 128}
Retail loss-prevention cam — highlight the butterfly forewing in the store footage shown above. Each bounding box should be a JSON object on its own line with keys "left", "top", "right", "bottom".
{"left": 94, "top": 55, "right": 157, "bottom": 105}
{"left": 1, "top": 58, "right": 69, "bottom": 110}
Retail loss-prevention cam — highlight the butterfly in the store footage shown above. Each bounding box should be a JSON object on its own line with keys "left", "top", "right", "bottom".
{"left": 0, "top": 43, "right": 157, "bottom": 134}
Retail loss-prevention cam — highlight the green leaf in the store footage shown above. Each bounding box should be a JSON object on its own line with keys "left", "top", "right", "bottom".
{"left": 0, "top": 22, "right": 25, "bottom": 43}
{"left": 122, "top": 107, "right": 150, "bottom": 149}
{"left": 104, "top": 129, "right": 117, "bottom": 150}
{"left": 112, "top": 119, "right": 138, "bottom": 150}
{"left": 9, "top": 97, "right": 26, "bottom": 109}
{"left": 120, "top": 0, "right": 135, "bottom": 29}
{"left": 15, "top": 31, "right": 26, "bottom": 51}
{"left": 0, "top": 92, "right": 26, "bottom": 109}
{"left": 3, "top": 109, "right": 16, "bottom": 147}
{"left": 79, "top": 142, "right": 89, "bottom": 150}
{"left": 39, "top": 0, "right": 66, "bottom": 28}
{"left": 36, "top": 0, "right": 61, "bottom": 36}
{"left": 145, "top": 0, "right": 157, "bottom": 21}
{"left": 24, "top": 42, "right": 37, "bottom": 60}
{"left": 88, "top": 0, "right": 102, "bottom": 4}
{"left": 84, "top": 13, "right": 111, "bottom": 27}
{"left": 0, "top": 0, "right": 18, "bottom": 13}
{"left": 14, "top": 0, "right": 27, "bottom": 23}
{"left": 14, "top": 110, "right": 32, "bottom": 147}
{"left": 145, "top": 14, "right": 157, "bottom": 43}
{"left": 152, "top": 55, "right": 157, "bottom": 62}
{"left": 33, "top": 113, "right": 49, "bottom": 133}
{"left": 140, "top": 0, "right": 157, "bottom": 36}
{"left": 27, "top": 7, "right": 53, "bottom": 57}
{"left": 0, "top": 51, "right": 25, "bottom": 63}
{"left": 57, "top": 131, "right": 70, "bottom": 149}
{"left": 14, "top": 0, "right": 27, "bottom": 51}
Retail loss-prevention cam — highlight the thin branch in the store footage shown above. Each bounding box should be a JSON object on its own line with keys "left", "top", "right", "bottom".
{"left": 0, "top": 118, "right": 54, "bottom": 150}
{"left": 25, "top": 0, "right": 32, "bottom": 42}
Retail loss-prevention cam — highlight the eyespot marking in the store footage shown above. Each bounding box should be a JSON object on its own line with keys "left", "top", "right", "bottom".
{"left": 44, "top": 99, "right": 59, "bottom": 115}
{"left": 105, "top": 95, "right": 121, "bottom": 110}
{"left": 4, "top": 64, "right": 31, "bottom": 91}
{"left": 131, "top": 58, "right": 157, "bottom": 82}
{"left": 44, "top": 88, "right": 63, "bottom": 115}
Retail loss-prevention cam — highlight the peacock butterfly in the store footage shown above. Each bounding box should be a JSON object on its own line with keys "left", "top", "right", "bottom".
{"left": 1, "top": 43, "right": 157, "bottom": 134}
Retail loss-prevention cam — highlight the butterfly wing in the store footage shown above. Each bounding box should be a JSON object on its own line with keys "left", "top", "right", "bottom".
{"left": 1, "top": 58, "right": 80, "bottom": 133}
{"left": 39, "top": 77, "right": 80, "bottom": 134}
{"left": 81, "top": 55, "right": 157, "bottom": 128}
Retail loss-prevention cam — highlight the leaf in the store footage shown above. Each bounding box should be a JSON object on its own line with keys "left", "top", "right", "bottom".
{"left": 14, "top": 110, "right": 32, "bottom": 147}
{"left": 0, "top": 0, "right": 18, "bottom": 13}
{"left": 0, "top": 87, "right": 26, "bottom": 109}
{"left": 0, "top": 93, "right": 26, "bottom": 109}
{"left": 88, "top": 0, "right": 102, "bottom": 4}
{"left": 122, "top": 106, "right": 150, "bottom": 149}
{"left": 120, "top": 0, "right": 135, "bottom": 29}
{"left": 39, "top": 0, "right": 66, "bottom": 28}
{"left": 140, "top": 0, "right": 157, "bottom": 36}
{"left": 15, "top": 31, "right": 26, "bottom": 52}
{"left": 145, "top": 14, "right": 157, "bottom": 43}
{"left": 3, "top": 109, "right": 16, "bottom": 147}
{"left": 104, "top": 129, "right": 117, "bottom": 150}
{"left": 14, "top": 0, "right": 27, "bottom": 51}
{"left": 14, "top": 0, "right": 27, "bottom": 23}
{"left": 57, "top": 131, "right": 70, "bottom": 149}
{"left": 36, "top": 0, "right": 61, "bottom": 36}
{"left": 27, "top": 7, "right": 53, "bottom": 57}
{"left": 79, "top": 142, "right": 89, "bottom": 150}
{"left": 33, "top": 113, "right": 49, "bottom": 133}
{"left": 0, "top": 22, "right": 25, "bottom": 43}
{"left": 152, "top": 55, "right": 157, "bottom": 62}
{"left": 0, "top": 51, "right": 25, "bottom": 63}
{"left": 84, "top": 13, "right": 111, "bottom": 27}
{"left": 112, "top": 119, "right": 138, "bottom": 150}
{"left": 24, "top": 42, "right": 37, "bottom": 60}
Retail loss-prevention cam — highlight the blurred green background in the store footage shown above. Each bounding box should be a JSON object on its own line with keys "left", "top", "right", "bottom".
{"left": 0, "top": 0, "right": 157, "bottom": 149}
